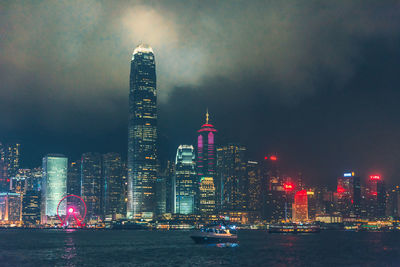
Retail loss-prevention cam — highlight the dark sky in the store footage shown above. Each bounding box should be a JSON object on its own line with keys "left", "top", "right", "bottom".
{"left": 1, "top": 1, "right": 400, "bottom": 188}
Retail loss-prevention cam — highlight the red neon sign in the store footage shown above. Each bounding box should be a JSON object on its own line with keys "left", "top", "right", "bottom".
{"left": 270, "top": 156, "right": 277, "bottom": 161}
{"left": 370, "top": 175, "right": 381, "bottom": 181}
{"left": 284, "top": 182, "right": 294, "bottom": 192}
{"left": 337, "top": 185, "right": 345, "bottom": 193}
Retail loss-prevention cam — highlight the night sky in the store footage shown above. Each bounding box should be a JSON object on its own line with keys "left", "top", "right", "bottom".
{"left": 1, "top": 1, "right": 400, "bottom": 187}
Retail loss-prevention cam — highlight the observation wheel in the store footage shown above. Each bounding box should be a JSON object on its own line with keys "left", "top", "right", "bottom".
{"left": 57, "top": 195, "right": 87, "bottom": 228}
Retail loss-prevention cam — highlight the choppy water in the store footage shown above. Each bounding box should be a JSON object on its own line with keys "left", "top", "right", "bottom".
{"left": 0, "top": 229, "right": 399, "bottom": 266}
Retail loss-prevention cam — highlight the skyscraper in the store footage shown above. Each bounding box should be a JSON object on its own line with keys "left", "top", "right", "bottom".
{"left": 216, "top": 144, "right": 248, "bottom": 212}
{"left": 22, "top": 190, "right": 41, "bottom": 226}
{"left": 292, "top": 190, "right": 308, "bottom": 222}
{"left": 5, "top": 143, "right": 20, "bottom": 178}
{"left": 67, "top": 161, "right": 80, "bottom": 196}
{"left": 174, "top": 145, "right": 196, "bottom": 214}
{"left": 103, "top": 153, "right": 124, "bottom": 219}
{"left": 197, "top": 111, "right": 217, "bottom": 213}
{"left": 336, "top": 171, "right": 361, "bottom": 218}
{"left": 81, "top": 153, "right": 102, "bottom": 220}
{"left": 41, "top": 154, "right": 67, "bottom": 223}
{"left": 127, "top": 44, "right": 158, "bottom": 219}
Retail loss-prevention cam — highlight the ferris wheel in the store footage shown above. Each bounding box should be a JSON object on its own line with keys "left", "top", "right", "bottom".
{"left": 57, "top": 195, "right": 87, "bottom": 228}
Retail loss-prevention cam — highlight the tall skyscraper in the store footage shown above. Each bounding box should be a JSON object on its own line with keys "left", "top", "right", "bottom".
{"left": 81, "top": 153, "right": 102, "bottom": 220}
{"left": 197, "top": 111, "right": 217, "bottom": 213}
{"left": 365, "top": 175, "right": 386, "bottom": 219}
{"left": 216, "top": 144, "right": 248, "bottom": 212}
{"left": 67, "top": 161, "right": 81, "bottom": 196}
{"left": 336, "top": 171, "right": 361, "bottom": 218}
{"left": 292, "top": 190, "right": 308, "bottom": 222}
{"left": 127, "top": 44, "right": 158, "bottom": 219}
{"left": 103, "top": 153, "right": 124, "bottom": 219}
{"left": 174, "top": 145, "right": 196, "bottom": 214}
{"left": 5, "top": 143, "right": 20, "bottom": 178}
{"left": 41, "top": 154, "right": 67, "bottom": 223}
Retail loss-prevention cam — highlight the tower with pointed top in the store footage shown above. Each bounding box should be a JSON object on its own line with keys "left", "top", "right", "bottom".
{"left": 197, "top": 111, "right": 217, "bottom": 213}
{"left": 127, "top": 44, "right": 158, "bottom": 218}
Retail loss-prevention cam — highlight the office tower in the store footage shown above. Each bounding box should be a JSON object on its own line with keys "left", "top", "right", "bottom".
{"left": 365, "top": 174, "right": 386, "bottom": 219}
{"left": 67, "top": 161, "right": 81, "bottom": 196}
{"left": 103, "top": 153, "right": 124, "bottom": 219}
{"left": 81, "top": 153, "right": 102, "bottom": 220}
{"left": 5, "top": 143, "right": 20, "bottom": 178}
{"left": 155, "top": 175, "right": 166, "bottom": 216}
{"left": 160, "top": 160, "right": 175, "bottom": 214}
{"left": 292, "top": 190, "right": 308, "bottom": 222}
{"left": 336, "top": 171, "right": 361, "bottom": 217}
{"left": 0, "top": 144, "right": 7, "bottom": 192}
{"left": 216, "top": 144, "right": 247, "bottom": 211}
{"left": 10, "top": 175, "right": 26, "bottom": 194}
{"left": 198, "top": 177, "right": 216, "bottom": 214}
{"left": 387, "top": 186, "right": 400, "bottom": 219}
{"left": 22, "top": 190, "right": 41, "bottom": 225}
{"left": 261, "top": 155, "right": 286, "bottom": 221}
{"left": 127, "top": 44, "right": 158, "bottom": 219}
{"left": 41, "top": 154, "right": 67, "bottom": 223}
{"left": 247, "top": 161, "right": 261, "bottom": 212}
{"left": 0, "top": 192, "right": 22, "bottom": 223}
{"left": 174, "top": 145, "right": 196, "bottom": 214}
{"left": 197, "top": 111, "right": 217, "bottom": 213}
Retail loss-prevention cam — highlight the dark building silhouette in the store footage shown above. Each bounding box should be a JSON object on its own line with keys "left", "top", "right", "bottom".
{"left": 81, "top": 152, "right": 102, "bottom": 220}
{"left": 103, "top": 153, "right": 124, "bottom": 219}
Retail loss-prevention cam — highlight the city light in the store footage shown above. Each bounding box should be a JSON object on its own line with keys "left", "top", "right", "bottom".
{"left": 270, "top": 156, "right": 277, "bottom": 161}
{"left": 370, "top": 175, "right": 381, "bottom": 180}
{"left": 283, "top": 182, "right": 294, "bottom": 192}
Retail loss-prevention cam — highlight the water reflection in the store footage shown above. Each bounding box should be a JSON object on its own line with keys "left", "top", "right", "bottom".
{"left": 61, "top": 230, "right": 77, "bottom": 267}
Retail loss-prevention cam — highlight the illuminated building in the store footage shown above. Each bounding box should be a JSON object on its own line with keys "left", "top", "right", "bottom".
{"left": 0, "top": 192, "right": 22, "bottom": 224}
{"left": 261, "top": 155, "right": 286, "bottom": 221}
{"left": 103, "top": 153, "right": 125, "bottom": 219}
{"left": 10, "top": 176, "right": 26, "bottom": 194}
{"left": 67, "top": 161, "right": 80, "bottom": 196}
{"left": 41, "top": 154, "right": 67, "bottom": 223}
{"left": 197, "top": 110, "right": 217, "bottom": 214}
{"left": 22, "top": 190, "right": 41, "bottom": 226}
{"left": 292, "top": 190, "right": 308, "bottom": 222}
{"left": 336, "top": 171, "right": 361, "bottom": 218}
{"left": 127, "top": 44, "right": 158, "bottom": 219}
{"left": 216, "top": 144, "right": 247, "bottom": 212}
{"left": 387, "top": 186, "right": 400, "bottom": 219}
{"left": 174, "top": 145, "right": 196, "bottom": 214}
{"left": 27, "top": 167, "right": 42, "bottom": 191}
{"left": 160, "top": 160, "right": 175, "bottom": 214}
{"left": 5, "top": 143, "right": 20, "bottom": 178}
{"left": 198, "top": 177, "right": 216, "bottom": 214}
{"left": 81, "top": 152, "right": 102, "bottom": 220}
{"left": 0, "top": 147, "right": 8, "bottom": 192}
{"left": 247, "top": 161, "right": 261, "bottom": 213}
{"left": 365, "top": 175, "right": 386, "bottom": 219}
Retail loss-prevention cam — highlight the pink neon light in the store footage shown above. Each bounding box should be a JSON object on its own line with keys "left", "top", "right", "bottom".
{"left": 198, "top": 135, "right": 203, "bottom": 148}
{"left": 57, "top": 195, "right": 87, "bottom": 228}
{"left": 370, "top": 175, "right": 381, "bottom": 181}
{"left": 208, "top": 132, "right": 214, "bottom": 146}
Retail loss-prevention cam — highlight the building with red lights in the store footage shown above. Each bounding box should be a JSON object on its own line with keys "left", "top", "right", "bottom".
{"left": 365, "top": 175, "right": 386, "bottom": 219}
{"left": 336, "top": 172, "right": 361, "bottom": 218}
{"left": 292, "top": 190, "right": 308, "bottom": 222}
{"left": 197, "top": 111, "right": 217, "bottom": 214}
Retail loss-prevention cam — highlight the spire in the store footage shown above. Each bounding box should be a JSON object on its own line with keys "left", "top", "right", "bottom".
{"left": 206, "top": 108, "right": 209, "bottom": 124}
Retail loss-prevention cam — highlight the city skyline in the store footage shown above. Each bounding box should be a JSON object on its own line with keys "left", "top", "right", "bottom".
{"left": 1, "top": 1, "right": 400, "bottom": 187}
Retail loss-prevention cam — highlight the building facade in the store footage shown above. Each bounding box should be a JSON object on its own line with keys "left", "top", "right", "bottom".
{"left": 174, "top": 145, "right": 196, "bottom": 214}
{"left": 197, "top": 111, "right": 217, "bottom": 214}
{"left": 41, "top": 154, "right": 67, "bottom": 223}
{"left": 81, "top": 152, "right": 102, "bottom": 220}
{"left": 127, "top": 44, "right": 158, "bottom": 218}
{"left": 103, "top": 153, "right": 124, "bottom": 219}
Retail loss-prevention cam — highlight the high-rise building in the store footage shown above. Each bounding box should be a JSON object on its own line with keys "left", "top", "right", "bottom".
{"left": 336, "top": 171, "right": 361, "bottom": 218}
{"left": 103, "top": 153, "right": 124, "bottom": 220}
{"left": 127, "top": 44, "right": 158, "bottom": 219}
{"left": 81, "top": 153, "right": 102, "bottom": 220}
{"left": 174, "top": 145, "right": 196, "bottom": 214}
{"left": 0, "top": 192, "right": 22, "bottom": 223}
{"left": 247, "top": 161, "right": 261, "bottom": 213}
{"left": 197, "top": 111, "right": 217, "bottom": 214}
{"left": 198, "top": 177, "right": 216, "bottom": 214}
{"left": 67, "top": 161, "right": 81, "bottom": 196}
{"left": 365, "top": 175, "right": 386, "bottom": 219}
{"left": 22, "top": 190, "right": 41, "bottom": 226}
{"left": 292, "top": 190, "right": 308, "bottom": 222}
{"left": 386, "top": 186, "right": 400, "bottom": 219}
{"left": 0, "top": 143, "right": 7, "bottom": 192}
{"left": 160, "top": 160, "right": 175, "bottom": 214}
{"left": 216, "top": 144, "right": 247, "bottom": 211}
{"left": 41, "top": 154, "right": 67, "bottom": 223}
{"left": 5, "top": 143, "right": 20, "bottom": 178}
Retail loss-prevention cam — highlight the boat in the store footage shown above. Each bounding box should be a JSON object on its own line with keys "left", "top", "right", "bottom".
{"left": 268, "top": 223, "right": 320, "bottom": 234}
{"left": 190, "top": 223, "right": 238, "bottom": 244}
